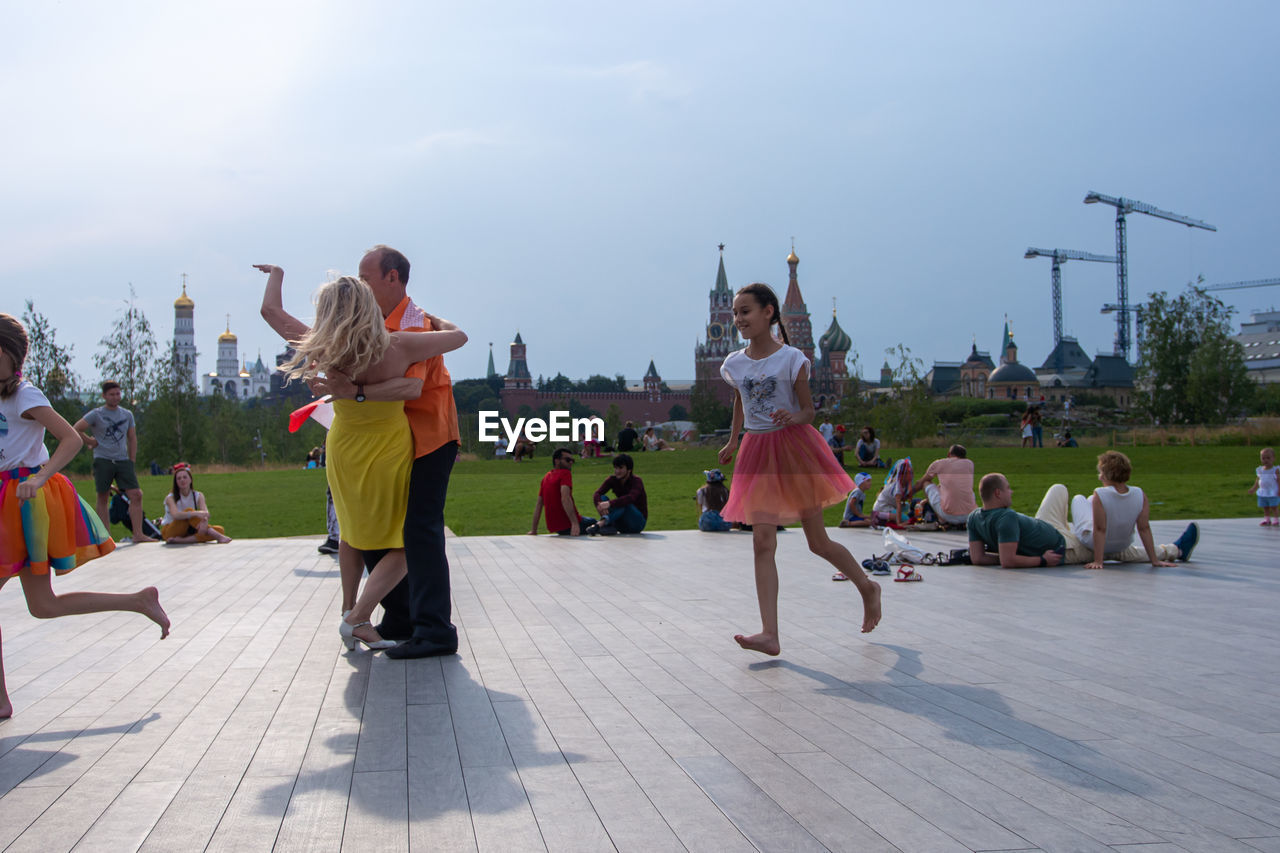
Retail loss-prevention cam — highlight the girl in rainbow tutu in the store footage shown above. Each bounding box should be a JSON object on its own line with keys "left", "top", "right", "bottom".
{"left": 718, "top": 284, "right": 881, "bottom": 655}
{"left": 0, "top": 313, "right": 169, "bottom": 718}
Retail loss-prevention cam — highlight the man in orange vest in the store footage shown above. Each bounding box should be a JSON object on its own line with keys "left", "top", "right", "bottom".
{"left": 320, "top": 244, "right": 464, "bottom": 658}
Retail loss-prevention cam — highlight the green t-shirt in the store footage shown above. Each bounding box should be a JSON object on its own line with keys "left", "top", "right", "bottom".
{"left": 967, "top": 507, "right": 1065, "bottom": 557}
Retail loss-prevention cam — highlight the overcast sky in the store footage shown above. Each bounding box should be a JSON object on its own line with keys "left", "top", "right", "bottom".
{"left": 4, "top": 1, "right": 1277, "bottom": 390}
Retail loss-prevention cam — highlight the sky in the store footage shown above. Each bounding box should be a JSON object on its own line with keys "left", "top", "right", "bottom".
{"left": 4, "top": 1, "right": 1278, "bottom": 390}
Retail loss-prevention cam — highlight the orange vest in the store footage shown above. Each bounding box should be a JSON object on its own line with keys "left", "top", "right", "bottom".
{"left": 386, "top": 296, "right": 460, "bottom": 458}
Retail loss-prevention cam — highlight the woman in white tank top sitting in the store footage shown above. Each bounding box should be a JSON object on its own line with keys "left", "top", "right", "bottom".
{"left": 161, "top": 464, "right": 232, "bottom": 544}
{"left": 1070, "top": 451, "right": 1190, "bottom": 569}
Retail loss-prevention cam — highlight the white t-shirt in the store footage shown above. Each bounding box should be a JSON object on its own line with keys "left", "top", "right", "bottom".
{"left": 162, "top": 490, "right": 205, "bottom": 526}
{"left": 1256, "top": 466, "right": 1280, "bottom": 498}
{"left": 0, "top": 381, "right": 52, "bottom": 470}
{"left": 720, "top": 345, "right": 809, "bottom": 432}
{"left": 1072, "top": 485, "right": 1143, "bottom": 552}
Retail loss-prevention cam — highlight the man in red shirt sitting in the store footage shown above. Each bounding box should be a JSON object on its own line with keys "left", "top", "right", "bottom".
{"left": 530, "top": 448, "right": 593, "bottom": 536}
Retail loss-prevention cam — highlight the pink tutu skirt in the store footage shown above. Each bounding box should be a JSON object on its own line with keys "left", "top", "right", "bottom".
{"left": 1, "top": 467, "right": 116, "bottom": 578}
{"left": 723, "top": 424, "right": 854, "bottom": 525}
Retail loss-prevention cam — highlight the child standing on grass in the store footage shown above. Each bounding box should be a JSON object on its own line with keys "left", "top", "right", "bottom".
{"left": 1247, "top": 447, "right": 1279, "bottom": 526}
{"left": 0, "top": 313, "right": 170, "bottom": 719}
{"left": 718, "top": 284, "right": 881, "bottom": 656}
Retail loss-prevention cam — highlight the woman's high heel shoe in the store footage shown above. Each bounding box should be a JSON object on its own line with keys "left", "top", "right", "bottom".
{"left": 339, "top": 619, "right": 397, "bottom": 651}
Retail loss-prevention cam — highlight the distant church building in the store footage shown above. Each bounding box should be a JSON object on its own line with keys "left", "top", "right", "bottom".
{"left": 986, "top": 321, "right": 1040, "bottom": 400}
{"left": 172, "top": 279, "right": 198, "bottom": 389}
{"left": 695, "top": 244, "right": 853, "bottom": 409}
{"left": 202, "top": 318, "right": 270, "bottom": 399}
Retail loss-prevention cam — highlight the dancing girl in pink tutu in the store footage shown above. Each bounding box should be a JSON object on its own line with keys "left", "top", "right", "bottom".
{"left": 718, "top": 284, "right": 881, "bottom": 655}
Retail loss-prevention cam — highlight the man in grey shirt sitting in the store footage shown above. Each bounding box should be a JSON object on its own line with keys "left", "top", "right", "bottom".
{"left": 74, "top": 381, "right": 156, "bottom": 542}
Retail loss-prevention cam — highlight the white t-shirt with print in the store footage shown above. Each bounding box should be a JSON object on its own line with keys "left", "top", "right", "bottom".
{"left": 0, "top": 381, "right": 52, "bottom": 470}
{"left": 720, "top": 345, "right": 809, "bottom": 432}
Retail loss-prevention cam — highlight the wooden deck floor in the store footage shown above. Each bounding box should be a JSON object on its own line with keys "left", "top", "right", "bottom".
{"left": 0, "top": 518, "right": 1277, "bottom": 852}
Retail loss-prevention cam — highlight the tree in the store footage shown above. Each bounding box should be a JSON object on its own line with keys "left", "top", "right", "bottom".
{"left": 667, "top": 404, "right": 688, "bottom": 421}
{"left": 95, "top": 285, "right": 157, "bottom": 406}
{"left": 142, "top": 340, "right": 204, "bottom": 462}
{"left": 869, "top": 344, "right": 936, "bottom": 444}
{"left": 1136, "top": 284, "right": 1253, "bottom": 424}
{"left": 690, "top": 383, "right": 731, "bottom": 434}
{"left": 583, "top": 374, "right": 627, "bottom": 392}
{"left": 20, "top": 299, "right": 79, "bottom": 399}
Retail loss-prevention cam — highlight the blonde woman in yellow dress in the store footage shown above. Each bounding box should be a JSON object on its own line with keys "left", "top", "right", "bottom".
{"left": 258, "top": 265, "right": 467, "bottom": 650}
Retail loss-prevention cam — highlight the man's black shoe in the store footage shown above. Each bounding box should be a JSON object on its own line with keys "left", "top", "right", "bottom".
{"left": 596, "top": 522, "right": 618, "bottom": 536}
{"left": 384, "top": 638, "right": 458, "bottom": 659}
{"left": 317, "top": 538, "right": 339, "bottom": 555}
{"left": 375, "top": 622, "right": 413, "bottom": 642}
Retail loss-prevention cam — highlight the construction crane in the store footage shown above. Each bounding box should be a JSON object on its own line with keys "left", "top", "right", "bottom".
{"left": 1083, "top": 191, "right": 1217, "bottom": 361}
{"left": 1024, "top": 247, "right": 1117, "bottom": 373}
{"left": 1101, "top": 278, "right": 1279, "bottom": 359}
{"left": 1202, "top": 277, "right": 1280, "bottom": 293}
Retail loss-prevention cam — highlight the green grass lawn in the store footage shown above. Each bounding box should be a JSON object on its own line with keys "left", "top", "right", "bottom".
{"left": 72, "top": 444, "right": 1269, "bottom": 541}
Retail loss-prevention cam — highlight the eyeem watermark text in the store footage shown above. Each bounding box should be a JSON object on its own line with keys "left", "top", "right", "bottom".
{"left": 478, "top": 411, "right": 604, "bottom": 445}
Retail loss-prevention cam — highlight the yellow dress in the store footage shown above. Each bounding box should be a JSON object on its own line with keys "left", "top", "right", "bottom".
{"left": 326, "top": 399, "right": 412, "bottom": 550}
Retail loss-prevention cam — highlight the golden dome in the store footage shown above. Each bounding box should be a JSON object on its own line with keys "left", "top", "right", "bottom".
{"left": 173, "top": 283, "right": 194, "bottom": 309}
{"left": 787, "top": 246, "right": 799, "bottom": 264}
{"left": 219, "top": 323, "right": 237, "bottom": 343}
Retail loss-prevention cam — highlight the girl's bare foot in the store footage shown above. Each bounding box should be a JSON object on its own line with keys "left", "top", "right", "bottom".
{"left": 138, "top": 587, "right": 170, "bottom": 638}
{"left": 0, "top": 698, "right": 12, "bottom": 720}
{"left": 860, "top": 580, "right": 882, "bottom": 633}
{"left": 734, "top": 632, "right": 780, "bottom": 656}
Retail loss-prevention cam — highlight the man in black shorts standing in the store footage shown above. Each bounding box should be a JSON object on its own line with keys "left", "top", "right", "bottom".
{"left": 74, "top": 381, "right": 156, "bottom": 542}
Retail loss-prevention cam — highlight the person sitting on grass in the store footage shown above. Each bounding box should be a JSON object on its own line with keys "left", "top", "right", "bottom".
{"left": 696, "top": 469, "right": 733, "bottom": 531}
{"left": 529, "top": 448, "right": 593, "bottom": 536}
{"left": 854, "top": 426, "right": 889, "bottom": 468}
{"left": 161, "top": 463, "right": 232, "bottom": 544}
{"left": 870, "top": 457, "right": 912, "bottom": 527}
{"left": 1071, "top": 451, "right": 1197, "bottom": 568}
{"left": 909, "top": 444, "right": 975, "bottom": 529}
{"left": 641, "top": 426, "right": 674, "bottom": 451}
{"left": 586, "top": 454, "right": 648, "bottom": 535}
{"left": 838, "top": 472, "right": 875, "bottom": 528}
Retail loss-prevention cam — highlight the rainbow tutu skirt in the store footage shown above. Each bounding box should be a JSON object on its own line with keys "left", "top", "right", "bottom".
{"left": 722, "top": 424, "right": 855, "bottom": 526}
{"left": 0, "top": 467, "right": 116, "bottom": 578}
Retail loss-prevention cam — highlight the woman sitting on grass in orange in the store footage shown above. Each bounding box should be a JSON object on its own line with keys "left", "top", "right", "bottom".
{"left": 161, "top": 464, "right": 232, "bottom": 544}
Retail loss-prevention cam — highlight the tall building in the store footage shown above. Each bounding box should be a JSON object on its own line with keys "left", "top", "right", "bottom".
{"left": 172, "top": 277, "right": 197, "bottom": 389}
{"left": 693, "top": 244, "right": 741, "bottom": 408}
{"left": 813, "top": 304, "right": 852, "bottom": 407}
{"left": 203, "top": 319, "right": 270, "bottom": 399}
{"left": 780, "top": 245, "right": 814, "bottom": 365}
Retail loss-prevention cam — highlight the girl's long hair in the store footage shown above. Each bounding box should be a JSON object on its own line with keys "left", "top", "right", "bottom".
{"left": 0, "top": 313, "right": 29, "bottom": 399}
{"left": 280, "top": 276, "right": 390, "bottom": 382}
{"left": 171, "top": 464, "right": 194, "bottom": 503}
{"left": 736, "top": 283, "right": 789, "bottom": 345}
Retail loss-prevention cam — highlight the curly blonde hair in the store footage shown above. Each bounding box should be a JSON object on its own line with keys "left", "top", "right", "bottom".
{"left": 280, "top": 276, "right": 390, "bottom": 381}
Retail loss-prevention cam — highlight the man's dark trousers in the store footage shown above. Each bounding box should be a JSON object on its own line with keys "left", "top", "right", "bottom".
{"left": 365, "top": 441, "right": 458, "bottom": 651}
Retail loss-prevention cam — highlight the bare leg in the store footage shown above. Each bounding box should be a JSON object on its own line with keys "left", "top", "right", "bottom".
{"left": 344, "top": 549, "right": 408, "bottom": 645}
{"left": 735, "top": 524, "right": 781, "bottom": 655}
{"left": 19, "top": 571, "right": 169, "bottom": 638}
{"left": 800, "top": 510, "right": 882, "bottom": 633}
{"left": 0, "top": 577, "right": 10, "bottom": 718}
{"left": 338, "top": 540, "right": 363, "bottom": 613}
{"left": 166, "top": 534, "right": 199, "bottom": 544}
{"left": 194, "top": 522, "right": 232, "bottom": 544}
{"left": 127, "top": 489, "right": 157, "bottom": 542}
{"left": 95, "top": 493, "right": 110, "bottom": 531}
